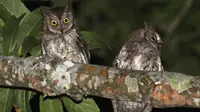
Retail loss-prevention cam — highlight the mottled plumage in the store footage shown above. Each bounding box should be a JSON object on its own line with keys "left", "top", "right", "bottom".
{"left": 41, "top": 4, "right": 90, "bottom": 101}
{"left": 41, "top": 4, "right": 90, "bottom": 64}
{"left": 112, "top": 23, "right": 164, "bottom": 112}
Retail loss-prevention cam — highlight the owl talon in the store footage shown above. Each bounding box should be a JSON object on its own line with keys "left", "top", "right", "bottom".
{"left": 71, "top": 94, "right": 84, "bottom": 102}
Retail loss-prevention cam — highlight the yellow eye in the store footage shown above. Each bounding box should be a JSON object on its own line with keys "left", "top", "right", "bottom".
{"left": 150, "top": 35, "right": 157, "bottom": 42}
{"left": 51, "top": 20, "right": 57, "bottom": 26}
{"left": 63, "top": 18, "right": 70, "bottom": 24}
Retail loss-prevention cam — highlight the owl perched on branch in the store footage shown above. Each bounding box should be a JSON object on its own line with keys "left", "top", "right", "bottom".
{"left": 41, "top": 3, "right": 90, "bottom": 101}
{"left": 41, "top": 3, "right": 90, "bottom": 64}
{"left": 112, "top": 23, "right": 164, "bottom": 112}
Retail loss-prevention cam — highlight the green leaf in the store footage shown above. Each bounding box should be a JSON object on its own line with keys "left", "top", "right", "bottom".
{"left": 0, "top": 0, "right": 30, "bottom": 22}
{"left": 63, "top": 97, "right": 100, "bottom": 112}
{"left": 1, "top": 14, "right": 25, "bottom": 55}
{"left": 0, "top": 88, "right": 15, "bottom": 112}
{"left": 15, "top": 7, "right": 43, "bottom": 53}
{"left": 80, "top": 31, "right": 111, "bottom": 50}
{"left": 0, "top": 17, "right": 4, "bottom": 26}
{"left": 40, "top": 96, "right": 63, "bottom": 112}
{"left": 0, "top": 26, "right": 3, "bottom": 54}
{"left": 29, "top": 44, "right": 42, "bottom": 56}
{"left": 2, "top": 14, "right": 25, "bottom": 55}
{"left": 14, "top": 90, "right": 35, "bottom": 112}
{"left": 22, "top": 36, "right": 41, "bottom": 56}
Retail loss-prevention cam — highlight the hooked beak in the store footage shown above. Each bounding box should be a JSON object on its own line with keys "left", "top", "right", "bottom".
{"left": 157, "top": 39, "right": 163, "bottom": 50}
{"left": 158, "top": 39, "right": 163, "bottom": 44}
{"left": 60, "top": 25, "right": 64, "bottom": 34}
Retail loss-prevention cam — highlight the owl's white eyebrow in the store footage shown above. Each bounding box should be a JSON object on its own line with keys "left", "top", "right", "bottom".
{"left": 49, "top": 15, "right": 59, "bottom": 20}
{"left": 61, "top": 13, "right": 69, "bottom": 18}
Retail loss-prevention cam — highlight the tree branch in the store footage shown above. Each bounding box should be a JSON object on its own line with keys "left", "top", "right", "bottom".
{"left": 0, "top": 56, "right": 199, "bottom": 108}
{"left": 166, "top": 0, "right": 193, "bottom": 38}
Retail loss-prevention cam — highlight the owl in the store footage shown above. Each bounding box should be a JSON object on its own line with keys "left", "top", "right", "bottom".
{"left": 112, "top": 23, "right": 164, "bottom": 112}
{"left": 41, "top": 3, "right": 90, "bottom": 101}
{"left": 41, "top": 4, "right": 90, "bottom": 64}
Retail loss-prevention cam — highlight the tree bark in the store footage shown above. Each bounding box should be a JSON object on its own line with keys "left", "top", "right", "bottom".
{"left": 0, "top": 56, "right": 199, "bottom": 108}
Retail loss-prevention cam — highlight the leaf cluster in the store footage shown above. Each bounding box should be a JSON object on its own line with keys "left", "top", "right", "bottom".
{"left": 0, "top": 0, "right": 106, "bottom": 112}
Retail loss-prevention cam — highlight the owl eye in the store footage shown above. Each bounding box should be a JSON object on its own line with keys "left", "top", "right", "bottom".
{"left": 51, "top": 20, "right": 57, "bottom": 26}
{"left": 150, "top": 35, "right": 157, "bottom": 42}
{"left": 63, "top": 17, "right": 70, "bottom": 24}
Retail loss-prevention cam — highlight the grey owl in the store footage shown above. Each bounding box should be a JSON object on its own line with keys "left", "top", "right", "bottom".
{"left": 41, "top": 4, "right": 90, "bottom": 64}
{"left": 41, "top": 4, "right": 90, "bottom": 101}
{"left": 112, "top": 23, "right": 164, "bottom": 112}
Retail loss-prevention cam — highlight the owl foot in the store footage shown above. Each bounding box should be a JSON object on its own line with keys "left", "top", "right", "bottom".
{"left": 141, "top": 103, "right": 152, "bottom": 112}
{"left": 70, "top": 94, "right": 84, "bottom": 102}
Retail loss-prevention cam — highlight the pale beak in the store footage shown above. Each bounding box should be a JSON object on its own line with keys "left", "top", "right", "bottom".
{"left": 157, "top": 40, "right": 163, "bottom": 50}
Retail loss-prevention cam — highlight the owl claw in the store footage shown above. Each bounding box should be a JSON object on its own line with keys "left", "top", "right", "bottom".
{"left": 70, "top": 94, "right": 84, "bottom": 102}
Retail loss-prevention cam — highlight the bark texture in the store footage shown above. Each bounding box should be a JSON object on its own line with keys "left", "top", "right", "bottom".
{"left": 0, "top": 56, "right": 199, "bottom": 108}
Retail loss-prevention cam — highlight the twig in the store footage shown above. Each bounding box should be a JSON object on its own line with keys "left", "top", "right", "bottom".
{"left": 166, "top": 0, "right": 193, "bottom": 38}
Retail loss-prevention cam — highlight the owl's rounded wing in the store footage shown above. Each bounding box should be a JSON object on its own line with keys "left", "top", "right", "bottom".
{"left": 76, "top": 36, "right": 90, "bottom": 64}
{"left": 41, "top": 39, "right": 47, "bottom": 56}
{"left": 113, "top": 42, "right": 140, "bottom": 68}
{"left": 113, "top": 41, "right": 163, "bottom": 71}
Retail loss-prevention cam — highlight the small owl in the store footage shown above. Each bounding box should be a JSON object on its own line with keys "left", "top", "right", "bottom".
{"left": 41, "top": 3, "right": 90, "bottom": 64}
{"left": 112, "top": 23, "right": 164, "bottom": 112}
{"left": 41, "top": 3, "right": 90, "bottom": 101}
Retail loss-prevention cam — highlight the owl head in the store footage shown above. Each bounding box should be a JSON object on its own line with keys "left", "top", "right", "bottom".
{"left": 41, "top": 3, "right": 75, "bottom": 34}
{"left": 130, "top": 22, "right": 163, "bottom": 51}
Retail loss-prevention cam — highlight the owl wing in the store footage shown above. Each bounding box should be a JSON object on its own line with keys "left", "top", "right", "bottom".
{"left": 41, "top": 38, "right": 48, "bottom": 56}
{"left": 113, "top": 42, "right": 154, "bottom": 69}
{"left": 113, "top": 41, "right": 163, "bottom": 71}
{"left": 76, "top": 36, "right": 90, "bottom": 64}
{"left": 113, "top": 41, "right": 141, "bottom": 68}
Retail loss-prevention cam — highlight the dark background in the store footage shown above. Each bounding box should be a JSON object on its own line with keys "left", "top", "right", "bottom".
{"left": 23, "top": 0, "right": 200, "bottom": 111}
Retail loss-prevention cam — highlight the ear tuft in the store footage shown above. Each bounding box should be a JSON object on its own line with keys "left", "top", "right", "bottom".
{"left": 41, "top": 7, "right": 51, "bottom": 16}
{"left": 144, "top": 21, "right": 153, "bottom": 31}
{"left": 64, "top": 0, "right": 72, "bottom": 12}
{"left": 144, "top": 21, "right": 149, "bottom": 30}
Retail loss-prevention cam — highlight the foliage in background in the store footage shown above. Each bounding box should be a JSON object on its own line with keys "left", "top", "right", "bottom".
{"left": 0, "top": 0, "right": 200, "bottom": 112}
{"left": 0, "top": 0, "right": 107, "bottom": 112}
{"left": 75, "top": 0, "right": 200, "bottom": 76}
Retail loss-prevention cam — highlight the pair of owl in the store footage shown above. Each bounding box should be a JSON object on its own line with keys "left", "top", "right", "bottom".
{"left": 41, "top": 4, "right": 163, "bottom": 112}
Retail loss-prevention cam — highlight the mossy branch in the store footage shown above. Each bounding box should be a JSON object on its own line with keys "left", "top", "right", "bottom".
{"left": 0, "top": 56, "right": 199, "bottom": 108}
